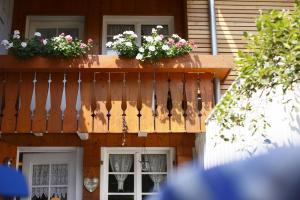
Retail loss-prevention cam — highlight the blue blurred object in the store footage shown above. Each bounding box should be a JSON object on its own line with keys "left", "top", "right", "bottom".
{"left": 149, "top": 147, "right": 300, "bottom": 200}
{"left": 0, "top": 165, "right": 29, "bottom": 197}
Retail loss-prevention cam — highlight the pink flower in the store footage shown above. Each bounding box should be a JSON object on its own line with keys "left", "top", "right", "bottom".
{"left": 80, "top": 43, "right": 87, "bottom": 49}
{"left": 168, "top": 38, "right": 175, "bottom": 45}
{"left": 65, "top": 35, "right": 73, "bottom": 43}
{"left": 60, "top": 33, "right": 65, "bottom": 37}
{"left": 160, "top": 34, "right": 164, "bottom": 39}
{"left": 88, "top": 38, "right": 93, "bottom": 44}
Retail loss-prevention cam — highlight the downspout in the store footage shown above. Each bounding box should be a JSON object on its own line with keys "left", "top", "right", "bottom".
{"left": 209, "top": 0, "right": 221, "bottom": 104}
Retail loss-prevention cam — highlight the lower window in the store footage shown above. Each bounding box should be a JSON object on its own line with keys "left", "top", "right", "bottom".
{"left": 101, "top": 148, "right": 174, "bottom": 200}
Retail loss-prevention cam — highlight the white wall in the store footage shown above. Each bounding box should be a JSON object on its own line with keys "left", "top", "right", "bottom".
{"left": 203, "top": 84, "right": 300, "bottom": 169}
{"left": 0, "top": 0, "right": 14, "bottom": 54}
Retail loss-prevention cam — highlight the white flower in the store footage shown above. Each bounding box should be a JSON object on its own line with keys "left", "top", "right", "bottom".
{"left": 13, "top": 34, "right": 20, "bottom": 39}
{"left": 273, "top": 56, "right": 285, "bottom": 62}
{"left": 145, "top": 36, "right": 154, "bottom": 43}
{"left": 21, "top": 42, "right": 27, "bottom": 48}
{"left": 123, "top": 31, "right": 135, "bottom": 35}
{"left": 139, "top": 47, "right": 145, "bottom": 53}
{"left": 125, "top": 42, "right": 132, "bottom": 47}
{"left": 132, "top": 34, "right": 138, "bottom": 38}
{"left": 162, "top": 45, "right": 170, "bottom": 51}
{"left": 136, "top": 53, "right": 143, "bottom": 60}
{"left": 156, "top": 25, "right": 163, "bottom": 29}
{"left": 152, "top": 28, "right": 157, "bottom": 34}
{"left": 113, "top": 34, "right": 122, "bottom": 40}
{"left": 34, "top": 32, "right": 41, "bottom": 37}
{"left": 277, "top": 62, "right": 285, "bottom": 66}
{"left": 154, "top": 36, "right": 162, "bottom": 42}
{"left": 14, "top": 30, "right": 20, "bottom": 35}
{"left": 1, "top": 39, "right": 9, "bottom": 46}
{"left": 106, "top": 41, "right": 113, "bottom": 47}
{"left": 264, "top": 62, "right": 270, "bottom": 68}
{"left": 7, "top": 42, "right": 13, "bottom": 49}
{"left": 42, "top": 39, "right": 48, "bottom": 45}
{"left": 172, "top": 34, "right": 180, "bottom": 39}
{"left": 149, "top": 46, "right": 156, "bottom": 51}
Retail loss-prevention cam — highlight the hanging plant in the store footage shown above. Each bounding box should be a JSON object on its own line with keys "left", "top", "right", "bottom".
{"left": 106, "top": 26, "right": 196, "bottom": 62}
{"left": 1, "top": 31, "right": 93, "bottom": 59}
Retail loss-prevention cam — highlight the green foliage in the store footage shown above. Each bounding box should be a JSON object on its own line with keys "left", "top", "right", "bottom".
{"left": 1, "top": 31, "right": 93, "bottom": 59}
{"left": 212, "top": 3, "right": 300, "bottom": 135}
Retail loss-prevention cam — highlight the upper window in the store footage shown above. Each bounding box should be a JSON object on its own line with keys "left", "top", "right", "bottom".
{"left": 25, "top": 16, "right": 85, "bottom": 39}
{"left": 102, "top": 16, "right": 174, "bottom": 54}
{"left": 101, "top": 147, "right": 174, "bottom": 200}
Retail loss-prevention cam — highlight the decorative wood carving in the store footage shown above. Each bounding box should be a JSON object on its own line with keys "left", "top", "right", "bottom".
{"left": 197, "top": 74, "right": 203, "bottom": 129}
{"left": 76, "top": 72, "right": 82, "bottom": 132}
{"left": 60, "top": 73, "right": 67, "bottom": 133}
{"left": 45, "top": 73, "right": 52, "bottom": 133}
{"left": 152, "top": 72, "right": 158, "bottom": 131}
{"left": 137, "top": 73, "right": 142, "bottom": 131}
{"left": 91, "top": 72, "right": 97, "bottom": 132}
{"left": 14, "top": 73, "right": 22, "bottom": 133}
{"left": 121, "top": 73, "right": 128, "bottom": 146}
{"left": 181, "top": 74, "right": 188, "bottom": 130}
{"left": 166, "top": 75, "right": 173, "bottom": 131}
{"left": 30, "top": 72, "right": 37, "bottom": 133}
{"left": 106, "top": 72, "right": 112, "bottom": 131}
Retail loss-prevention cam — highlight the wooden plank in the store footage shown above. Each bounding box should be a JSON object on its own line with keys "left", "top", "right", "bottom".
{"left": 155, "top": 73, "right": 169, "bottom": 132}
{"left": 47, "top": 73, "right": 64, "bottom": 133}
{"left": 17, "top": 72, "right": 33, "bottom": 133}
{"left": 200, "top": 76, "right": 213, "bottom": 132}
{"left": 2, "top": 73, "right": 18, "bottom": 133}
{"left": 93, "top": 73, "right": 109, "bottom": 133}
{"left": 126, "top": 73, "right": 138, "bottom": 133}
{"left": 63, "top": 73, "right": 77, "bottom": 133}
{"left": 169, "top": 73, "right": 185, "bottom": 133}
{"left": 32, "top": 72, "right": 48, "bottom": 133}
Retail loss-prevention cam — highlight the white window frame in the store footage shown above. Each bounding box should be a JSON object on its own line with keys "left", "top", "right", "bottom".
{"left": 25, "top": 16, "right": 85, "bottom": 39}
{"left": 17, "top": 147, "right": 83, "bottom": 200}
{"left": 102, "top": 16, "right": 174, "bottom": 54}
{"left": 100, "top": 147, "right": 175, "bottom": 200}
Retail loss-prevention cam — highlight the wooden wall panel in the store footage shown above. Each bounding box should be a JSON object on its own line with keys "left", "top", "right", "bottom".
{"left": 0, "top": 141, "right": 17, "bottom": 166}
{"left": 216, "top": 0, "right": 294, "bottom": 93}
{"left": 187, "top": 0, "right": 211, "bottom": 54}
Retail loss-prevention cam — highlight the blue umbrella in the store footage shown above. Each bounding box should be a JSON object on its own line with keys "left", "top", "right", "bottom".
{"left": 0, "top": 165, "right": 29, "bottom": 197}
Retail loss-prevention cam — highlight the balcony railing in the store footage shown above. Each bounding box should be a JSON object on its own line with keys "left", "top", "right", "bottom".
{"left": 0, "top": 54, "right": 233, "bottom": 136}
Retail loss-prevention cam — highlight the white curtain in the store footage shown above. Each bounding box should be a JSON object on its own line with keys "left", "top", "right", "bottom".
{"left": 145, "top": 155, "right": 167, "bottom": 191}
{"left": 109, "top": 154, "right": 133, "bottom": 191}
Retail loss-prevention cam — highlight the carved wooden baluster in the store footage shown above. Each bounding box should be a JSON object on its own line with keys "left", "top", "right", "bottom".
{"left": 106, "top": 72, "right": 112, "bottom": 131}
{"left": 0, "top": 73, "right": 6, "bottom": 134}
{"left": 197, "top": 74, "right": 203, "bottom": 130}
{"left": 166, "top": 74, "right": 173, "bottom": 131}
{"left": 76, "top": 72, "right": 82, "bottom": 132}
{"left": 152, "top": 72, "right": 158, "bottom": 131}
{"left": 121, "top": 73, "right": 128, "bottom": 146}
{"left": 137, "top": 73, "right": 142, "bottom": 131}
{"left": 60, "top": 73, "right": 67, "bottom": 133}
{"left": 181, "top": 74, "right": 188, "bottom": 131}
{"left": 45, "top": 73, "right": 52, "bottom": 133}
{"left": 14, "top": 73, "right": 22, "bottom": 133}
{"left": 30, "top": 72, "right": 37, "bottom": 133}
{"left": 91, "top": 72, "right": 97, "bottom": 132}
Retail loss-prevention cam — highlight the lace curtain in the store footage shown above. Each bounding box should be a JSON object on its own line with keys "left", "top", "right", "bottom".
{"left": 109, "top": 154, "right": 133, "bottom": 191}
{"left": 144, "top": 155, "right": 167, "bottom": 191}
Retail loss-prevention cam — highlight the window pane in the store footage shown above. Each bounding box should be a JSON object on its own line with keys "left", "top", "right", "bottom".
{"left": 31, "top": 187, "right": 48, "bottom": 199}
{"left": 36, "top": 28, "right": 57, "bottom": 38}
{"left": 32, "top": 164, "right": 49, "bottom": 186}
{"left": 51, "top": 164, "right": 68, "bottom": 185}
{"left": 109, "top": 174, "right": 134, "bottom": 193}
{"left": 50, "top": 187, "right": 68, "bottom": 200}
{"left": 142, "top": 174, "right": 166, "bottom": 193}
{"left": 141, "top": 154, "right": 167, "bottom": 172}
{"left": 109, "top": 154, "right": 134, "bottom": 172}
{"left": 108, "top": 195, "right": 134, "bottom": 200}
{"left": 107, "top": 24, "right": 135, "bottom": 36}
{"left": 58, "top": 28, "right": 79, "bottom": 38}
{"left": 141, "top": 25, "right": 169, "bottom": 35}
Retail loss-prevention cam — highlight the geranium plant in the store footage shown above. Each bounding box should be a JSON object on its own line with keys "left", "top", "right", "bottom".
{"left": 106, "top": 26, "right": 195, "bottom": 62}
{"left": 1, "top": 30, "right": 93, "bottom": 59}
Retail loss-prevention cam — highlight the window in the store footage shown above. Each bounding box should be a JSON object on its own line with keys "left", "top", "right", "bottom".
{"left": 102, "top": 16, "right": 174, "bottom": 54}
{"left": 101, "top": 148, "right": 175, "bottom": 200}
{"left": 25, "top": 16, "right": 85, "bottom": 39}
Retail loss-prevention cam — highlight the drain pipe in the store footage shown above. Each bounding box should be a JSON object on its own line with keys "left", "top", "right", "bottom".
{"left": 209, "top": 0, "right": 221, "bottom": 104}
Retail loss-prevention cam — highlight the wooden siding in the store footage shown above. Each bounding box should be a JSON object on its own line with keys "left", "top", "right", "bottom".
{"left": 187, "top": 0, "right": 211, "bottom": 54}
{"left": 1, "top": 133, "right": 195, "bottom": 200}
{"left": 215, "top": 0, "right": 294, "bottom": 94}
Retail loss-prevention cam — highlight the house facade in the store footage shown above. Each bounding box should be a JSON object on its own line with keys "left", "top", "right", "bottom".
{"left": 0, "top": 0, "right": 294, "bottom": 200}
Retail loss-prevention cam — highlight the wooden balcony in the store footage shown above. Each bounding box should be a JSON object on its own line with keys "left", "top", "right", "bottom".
{"left": 0, "top": 54, "right": 233, "bottom": 135}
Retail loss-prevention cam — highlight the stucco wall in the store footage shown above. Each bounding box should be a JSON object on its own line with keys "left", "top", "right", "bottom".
{"left": 0, "top": 0, "right": 14, "bottom": 54}
{"left": 204, "top": 84, "right": 300, "bottom": 169}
